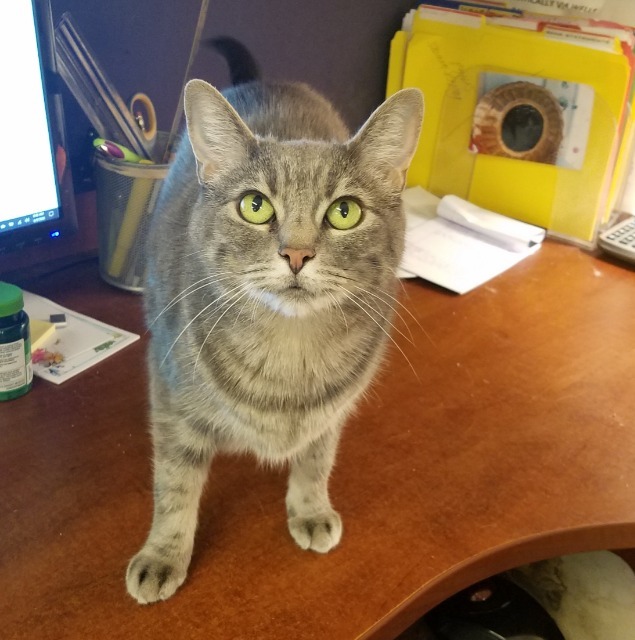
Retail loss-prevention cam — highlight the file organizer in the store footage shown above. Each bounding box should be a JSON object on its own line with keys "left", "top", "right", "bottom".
{"left": 387, "top": 7, "right": 635, "bottom": 245}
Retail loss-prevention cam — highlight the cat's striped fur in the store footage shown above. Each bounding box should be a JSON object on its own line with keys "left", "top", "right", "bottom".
{"left": 126, "top": 77, "right": 423, "bottom": 603}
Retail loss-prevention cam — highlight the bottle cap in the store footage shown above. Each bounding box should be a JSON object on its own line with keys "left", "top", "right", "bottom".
{"left": 0, "top": 281, "right": 24, "bottom": 317}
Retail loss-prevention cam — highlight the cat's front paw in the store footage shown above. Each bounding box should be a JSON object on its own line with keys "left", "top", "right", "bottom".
{"left": 126, "top": 549, "right": 189, "bottom": 604}
{"left": 287, "top": 510, "right": 342, "bottom": 553}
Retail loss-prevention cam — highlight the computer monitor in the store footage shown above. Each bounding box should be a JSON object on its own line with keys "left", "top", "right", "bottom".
{"left": 0, "top": 0, "right": 77, "bottom": 265}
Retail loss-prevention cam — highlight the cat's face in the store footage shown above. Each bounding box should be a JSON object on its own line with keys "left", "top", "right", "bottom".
{"left": 183, "top": 81, "right": 424, "bottom": 318}
{"left": 187, "top": 140, "right": 405, "bottom": 317}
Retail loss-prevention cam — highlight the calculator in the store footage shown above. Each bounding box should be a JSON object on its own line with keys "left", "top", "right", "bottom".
{"left": 598, "top": 215, "right": 635, "bottom": 264}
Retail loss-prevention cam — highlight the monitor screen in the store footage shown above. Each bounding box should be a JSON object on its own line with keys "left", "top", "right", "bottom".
{"left": 0, "top": 0, "right": 77, "bottom": 262}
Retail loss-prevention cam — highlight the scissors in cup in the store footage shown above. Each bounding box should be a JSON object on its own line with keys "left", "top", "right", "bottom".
{"left": 129, "top": 92, "right": 157, "bottom": 144}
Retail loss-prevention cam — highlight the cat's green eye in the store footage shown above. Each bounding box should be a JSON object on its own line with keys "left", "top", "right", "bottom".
{"left": 325, "top": 198, "right": 362, "bottom": 230}
{"left": 239, "top": 192, "right": 275, "bottom": 224}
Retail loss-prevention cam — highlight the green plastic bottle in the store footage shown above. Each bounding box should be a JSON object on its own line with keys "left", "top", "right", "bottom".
{"left": 0, "top": 282, "right": 32, "bottom": 401}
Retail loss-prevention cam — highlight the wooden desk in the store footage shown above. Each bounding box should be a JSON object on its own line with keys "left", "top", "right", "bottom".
{"left": 2, "top": 243, "right": 635, "bottom": 640}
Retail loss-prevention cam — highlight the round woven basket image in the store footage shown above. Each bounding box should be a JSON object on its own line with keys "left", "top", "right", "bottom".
{"left": 472, "top": 81, "right": 564, "bottom": 165}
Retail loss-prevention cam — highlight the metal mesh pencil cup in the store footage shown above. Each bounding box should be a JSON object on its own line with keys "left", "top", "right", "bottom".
{"left": 94, "top": 154, "right": 168, "bottom": 293}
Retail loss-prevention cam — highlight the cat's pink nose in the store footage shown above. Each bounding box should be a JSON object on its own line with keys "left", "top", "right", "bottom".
{"left": 279, "top": 247, "right": 315, "bottom": 274}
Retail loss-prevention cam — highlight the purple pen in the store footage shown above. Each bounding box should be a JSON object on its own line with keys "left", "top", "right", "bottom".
{"left": 93, "top": 138, "right": 151, "bottom": 163}
{"left": 94, "top": 138, "right": 125, "bottom": 159}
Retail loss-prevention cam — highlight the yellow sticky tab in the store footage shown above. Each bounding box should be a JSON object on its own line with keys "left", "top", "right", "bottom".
{"left": 30, "top": 319, "right": 56, "bottom": 351}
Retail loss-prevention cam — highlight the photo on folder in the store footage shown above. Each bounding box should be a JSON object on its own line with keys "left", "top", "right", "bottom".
{"left": 471, "top": 72, "right": 594, "bottom": 170}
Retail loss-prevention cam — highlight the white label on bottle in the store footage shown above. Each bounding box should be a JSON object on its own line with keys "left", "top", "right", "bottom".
{"left": 0, "top": 339, "right": 29, "bottom": 391}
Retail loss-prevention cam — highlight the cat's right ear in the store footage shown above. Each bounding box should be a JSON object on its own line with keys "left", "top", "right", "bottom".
{"left": 184, "top": 79, "right": 255, "bottom": 183}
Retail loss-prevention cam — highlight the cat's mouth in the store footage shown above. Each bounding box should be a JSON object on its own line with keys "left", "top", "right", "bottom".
{"left": 284, "top": 282, "right": 313, "bottom": 298}
{"left": 259, "top": 277, "right": 331, "bottom": 317}
{"left": 281, "top": 271, "right": 311, "bottom": 293}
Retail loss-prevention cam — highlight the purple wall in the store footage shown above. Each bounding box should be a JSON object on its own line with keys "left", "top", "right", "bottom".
{"left": 51, "top": 0, "right": 418, "bottom": 190}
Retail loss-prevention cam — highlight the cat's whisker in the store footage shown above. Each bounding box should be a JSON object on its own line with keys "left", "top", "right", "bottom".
{"left": 334, "top": 285, "right": 421, "bottom": 383}
{"left": 325, "top": 290, "right": 348, "bottom": 333}
{"left": 355, "top": 286, "right": 415, "bottom": 345}
{"left": 321, "top": 270, "right": 420, "bottom": 344}
{"left": 346, "top": 289, "right": 414, "bottom": 347}
{"left": 150, "top": 267, "right": 267, "bottom": 328}
{"left": 373, "top": 286, "right": 424, "bottom": 331}
{"left": 392, "top": 281, "right": 439, "bottom": 350}
{"left": 194, "top": 285, "right": 252, "bottom": 376}
{"left": 149, "top": 272, "right": 236, "bottom": 328}
{"left": 250, "top": 290, "right": 264, "bottom": 325}
{"left": 322, "top": 270, "right": 411, "bottom": 343}
{"left": 396, "top": 292, "right": 438, "bottom": 350}
{"left": 159, "top": 282, "right": 250, "bottom": 368}
{"left": 233, "top": 289, "right": 256, "bottom": 328}
{"left": 327, "top": 277, "right": 436, "bottom": 350}
{"left": 353, "top": 285, "right": 414, "bottom": 344}
{"left": 251, "top": 290, "right": 265, "bottom": 324}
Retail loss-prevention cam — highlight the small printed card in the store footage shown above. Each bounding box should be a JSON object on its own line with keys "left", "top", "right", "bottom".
{"left": 23, "top": 290, "right": 140, "bottom": 384}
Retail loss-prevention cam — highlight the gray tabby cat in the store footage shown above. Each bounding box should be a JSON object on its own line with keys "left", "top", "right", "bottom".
{"left": 126, "top": 76, "right": 423, "bottom": 603}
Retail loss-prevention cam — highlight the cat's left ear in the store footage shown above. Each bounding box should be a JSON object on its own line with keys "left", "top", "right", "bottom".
{"left": 184, "top": 79, "right": 256, "bottom": 183}
{"left": 349, "top": 88, "right": 424, "bottom": 189}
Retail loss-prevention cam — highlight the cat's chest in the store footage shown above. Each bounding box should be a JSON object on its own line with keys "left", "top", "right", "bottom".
{"left": 205, "top": 322, "right": 369, "bottom": 458}
{"left": 201, "top": 312, "right": 375, "bottom": 408}
{"left": 164, "top": 303, "right": 385, "bottom": 459}
{"left": 226, "top": 319, "right": 348, "bottom": 385}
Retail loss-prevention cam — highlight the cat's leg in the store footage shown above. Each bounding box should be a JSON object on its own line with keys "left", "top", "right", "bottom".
{"left": 126, "top": 415, "right": 215, "bottom": 604}
{"left": 286, "top": 427, "right": 342, "bottom": 553}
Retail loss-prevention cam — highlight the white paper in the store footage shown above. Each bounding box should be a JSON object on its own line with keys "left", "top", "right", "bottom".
{"left": 437, "top": 194, "right": 546, "bottom": 250}
{"left": 23, "top": 291, "right": 140, "bottom": 384}
{"left": 399, "top": 187, "right": 541, "bottom": 294}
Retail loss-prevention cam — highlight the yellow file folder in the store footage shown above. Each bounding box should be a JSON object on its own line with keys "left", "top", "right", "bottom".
{"left": 388, "top": 9, "right": 633, "bottom": 245}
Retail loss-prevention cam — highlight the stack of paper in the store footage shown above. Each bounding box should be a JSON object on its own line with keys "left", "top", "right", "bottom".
{"left": 399, "top": 187, "right": 543, "bottom": 294}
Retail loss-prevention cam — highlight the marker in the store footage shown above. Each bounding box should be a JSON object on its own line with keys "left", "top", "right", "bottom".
{"left": 93, "top": 138, "right": 153, "bottom": 164}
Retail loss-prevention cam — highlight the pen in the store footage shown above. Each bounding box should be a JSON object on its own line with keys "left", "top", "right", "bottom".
{"left": 93, "top": 138, "right": 153, "bottom": 164}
